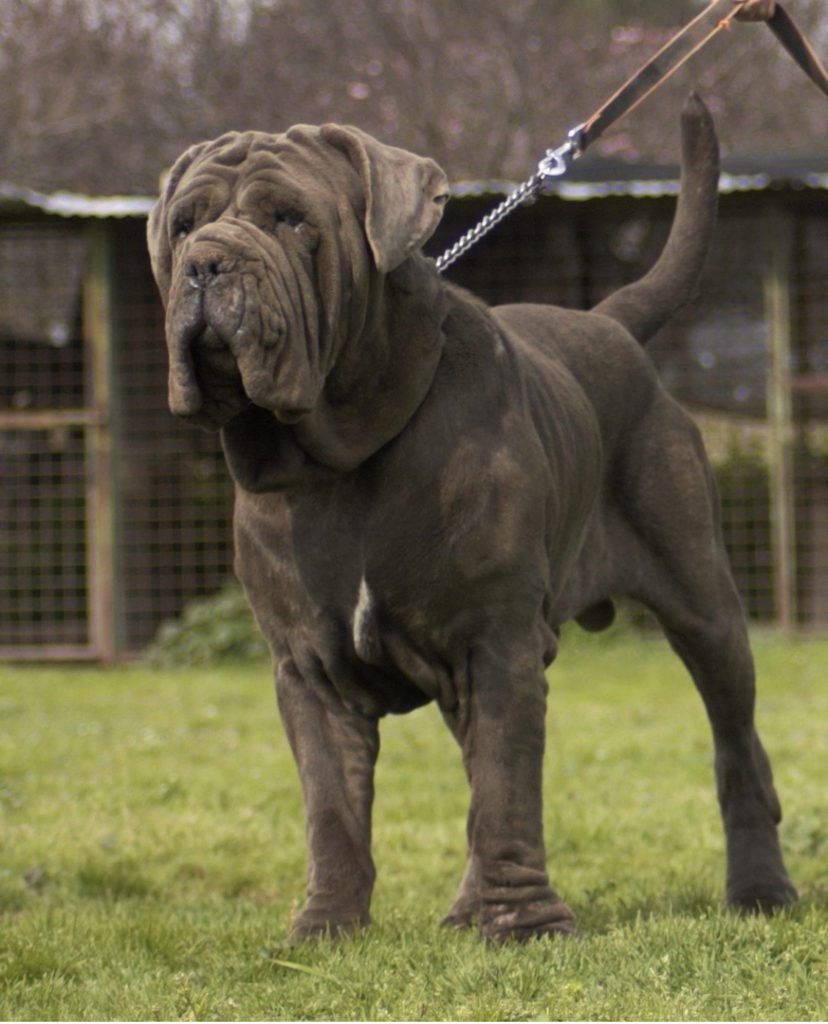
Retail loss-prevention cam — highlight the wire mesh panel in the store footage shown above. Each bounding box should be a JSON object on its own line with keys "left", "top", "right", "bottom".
{"left": 1, "top": 188, "right": 827, "bottom": 660}
{"left": 436, "top": 191, "right": 827, "bottom": 625}
{"left": 430, "top": 196, "right": 588, "bottom": 308}
{"left": 0, "top": 426, "right": 88, "bottom": 647}
{"left": 793, "top": 209, "right": 828, "bottom": 624}
{"left": 0, "top": 223, "right": 91, "bottom": 653}
{"left": 652, "top": 207, "right": 775, "bottom": 620}
{"left": 0, "top": 217, "right": 235, "bottom": 657}
{"left": 112, "top": 220, "right": 234, "bottom": 653}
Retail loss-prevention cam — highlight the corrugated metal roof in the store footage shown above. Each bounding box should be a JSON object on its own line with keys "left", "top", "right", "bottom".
{"left": 453, "top": 164, "right": 828, "bottom": 201}
{"left": 0, "top": 182, "right": 155, "bottom": 218}
{"left": 2, "top": 162, "right": 826, "bottom": 218}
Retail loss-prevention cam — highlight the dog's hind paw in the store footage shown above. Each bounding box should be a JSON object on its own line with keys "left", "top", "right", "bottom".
{"left": 727, "top": 879, "right": 799, "bottom": 915}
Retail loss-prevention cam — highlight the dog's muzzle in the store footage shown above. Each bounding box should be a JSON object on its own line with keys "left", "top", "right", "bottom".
{"left": 166, "top": 242, "right": 251, "bottom": 427}
{"left": 166, "top": 236, "right": 318, "bottom": 430}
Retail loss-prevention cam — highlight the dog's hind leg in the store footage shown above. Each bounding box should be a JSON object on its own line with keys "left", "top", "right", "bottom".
{"left": 616, "top": 402, "right": 797, "bottom": 912}
{"left": 661, "top": 604, "right": 798, "bottom": 913}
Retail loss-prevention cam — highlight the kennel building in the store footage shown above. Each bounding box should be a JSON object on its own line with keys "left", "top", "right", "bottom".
{"left": 1, "top": 160, "right": 826, "bottom": 660}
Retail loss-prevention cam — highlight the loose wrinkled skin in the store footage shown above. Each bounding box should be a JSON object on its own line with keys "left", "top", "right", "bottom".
{"left": 148, "top": 96, "right": 796, "bottom": 943}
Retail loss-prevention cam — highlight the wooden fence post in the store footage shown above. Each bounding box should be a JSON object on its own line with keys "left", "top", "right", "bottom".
{"left": 83, "top": 221, "right": 119, "bottom": 660}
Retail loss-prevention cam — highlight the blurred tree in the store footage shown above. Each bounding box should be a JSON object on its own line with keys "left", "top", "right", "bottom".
{"left": 0, "top": 0, "right": 824, "bottom": 195}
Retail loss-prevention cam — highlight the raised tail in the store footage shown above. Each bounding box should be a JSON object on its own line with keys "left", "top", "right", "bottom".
{"left": 592, "top": 92, "right": 719, "bottom": 345}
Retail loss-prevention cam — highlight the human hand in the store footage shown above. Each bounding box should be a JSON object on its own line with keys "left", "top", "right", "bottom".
{"left": 733, "top": 0, "right": 777, "bottom": 21}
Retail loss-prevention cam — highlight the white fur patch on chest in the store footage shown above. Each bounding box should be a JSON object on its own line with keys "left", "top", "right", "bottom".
{"left": 352, "top": 575, "right": 376, "bottom": 661}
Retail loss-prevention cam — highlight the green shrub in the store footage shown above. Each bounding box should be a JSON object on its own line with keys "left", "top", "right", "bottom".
{"left": 145, "top": 583, "right": 268, "bottom": 666}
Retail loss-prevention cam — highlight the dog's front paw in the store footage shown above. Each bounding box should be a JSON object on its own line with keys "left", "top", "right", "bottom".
{"left": 481, "top": 896, "right": 578, "bottom": 944}
{"left": 288, "top": 906, "right": 371, "bottom": 943}
{"left": 441, "top": 905, "right": 478, "bottom": 930}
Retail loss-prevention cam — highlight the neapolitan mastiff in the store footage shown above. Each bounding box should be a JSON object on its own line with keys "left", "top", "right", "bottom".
{"left": 148, "top": 94, "right": 797, "bottom": 942}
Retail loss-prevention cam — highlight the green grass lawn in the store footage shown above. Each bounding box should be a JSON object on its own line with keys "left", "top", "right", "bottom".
{"left": 1, "top": 627, "right": 827, "bottom": 1020}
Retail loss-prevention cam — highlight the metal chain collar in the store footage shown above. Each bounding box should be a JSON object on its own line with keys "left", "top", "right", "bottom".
{"left": 434, "top": 128, "right": 584, "bottom": 274}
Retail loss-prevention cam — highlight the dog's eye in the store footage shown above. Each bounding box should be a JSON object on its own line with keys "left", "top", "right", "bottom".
{"left": 274, "top": 212, "right": 303, "bottom": 232}
{"left": 171, "top": 217, "right": 193, "bottom": 243}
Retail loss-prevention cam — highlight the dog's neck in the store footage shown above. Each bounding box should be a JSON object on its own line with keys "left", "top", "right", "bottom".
{"left": 222, "top": 256, "right": 446, "bottom": 491}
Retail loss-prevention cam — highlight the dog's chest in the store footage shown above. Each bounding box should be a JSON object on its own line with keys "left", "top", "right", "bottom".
{"left": 233, "top": 438, "right": 553, "bottom": 713}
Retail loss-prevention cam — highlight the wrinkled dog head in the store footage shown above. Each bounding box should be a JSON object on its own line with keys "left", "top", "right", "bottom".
{"left": 148, "top": 126, "right": 449, "bottom": 429}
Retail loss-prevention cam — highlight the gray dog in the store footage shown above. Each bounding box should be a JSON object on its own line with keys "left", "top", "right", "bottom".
{"left": 148, "top": 94, "right": 796, "bottom": 942}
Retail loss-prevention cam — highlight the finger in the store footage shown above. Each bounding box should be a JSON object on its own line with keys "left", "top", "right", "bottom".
{"left": 733, "top": 0, "right": 774, "bottom": 21}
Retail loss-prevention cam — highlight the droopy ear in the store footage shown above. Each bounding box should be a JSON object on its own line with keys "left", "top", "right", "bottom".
{"left": 146, "top": 140, "right": 212, "bottom": 304}
{"left": 319, "top": 124, "right": 450, "bottom": 273}
{"left": 147, "top": 193, "right": 173, "bottom": 304}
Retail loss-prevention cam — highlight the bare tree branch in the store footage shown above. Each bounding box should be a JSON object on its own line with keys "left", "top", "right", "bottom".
{"left": 0, "top": 0, "right": 824, "bottom": 194}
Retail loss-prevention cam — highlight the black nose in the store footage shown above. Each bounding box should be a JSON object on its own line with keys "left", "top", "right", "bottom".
{"left": 185, "top": 257, "right": 221, "bottom": 288}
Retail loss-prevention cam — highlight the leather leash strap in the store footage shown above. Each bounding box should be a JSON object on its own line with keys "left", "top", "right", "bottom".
{"left": 578, "top": 0, "right": 828, "bottom": 153}
{"left": 768, "top": 3, "right": 828, "bottom": 96}
{"left": 578, "top": 0, "right": 739, "bottom": 152}
{"left": 435, "top": 0, "right": 827, "bottom": 274}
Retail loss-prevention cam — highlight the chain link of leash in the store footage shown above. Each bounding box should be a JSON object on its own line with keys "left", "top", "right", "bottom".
{"left": 434, "top": 129, "right": 584, "bottom": 274}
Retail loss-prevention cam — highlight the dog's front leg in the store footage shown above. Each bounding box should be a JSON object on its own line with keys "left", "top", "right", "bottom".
{"left": 275, "top": 658, "right": 379, "bottom": 940}
{"left": 448, "top": 642, "right": 576, "bottom": 943}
